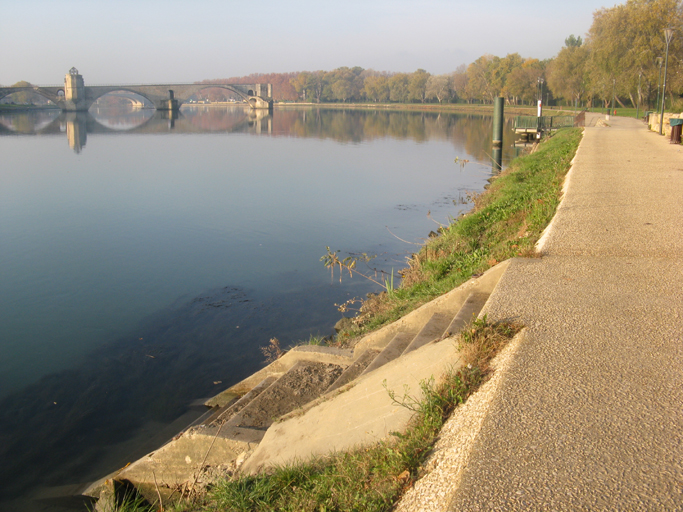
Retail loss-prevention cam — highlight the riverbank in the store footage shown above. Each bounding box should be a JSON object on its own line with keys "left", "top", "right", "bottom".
{"left": 275, "top": 101, "right": 575, "bottom": 117}
{"left": 88, "top": 127, "right": 582, "bottom": 511}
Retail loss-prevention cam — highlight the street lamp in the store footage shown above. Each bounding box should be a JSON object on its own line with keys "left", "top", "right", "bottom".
{"left": 660, "top": 28, "right": 674, "bottom": 135}
{"left": 611, "top": 78, "right": 616, "bottom": 117}
{"left": 537, "top": 77, "right": 544, "bottom": 117}
{"left": 636, "top": 71, "right": 642, "bottom": 120}
{"left": 655, "top": 57, "right": 663, "bottom": 113}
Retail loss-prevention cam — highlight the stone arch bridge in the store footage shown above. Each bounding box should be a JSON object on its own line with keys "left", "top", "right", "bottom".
{"left": 0, "top": 69, "right": 273, "bottom": 112}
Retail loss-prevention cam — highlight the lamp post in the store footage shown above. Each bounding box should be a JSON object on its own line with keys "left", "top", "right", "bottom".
{"left": 655, "top": 57, "right": 663, "bottom": 113}
{"left": 537, "top": 77, "right": 544, "bottom": 117}
{"left": 611, "top": 78, "right": 616, "bottom": 116}
{"left": 659, "top": 28, "right": 674, "bottom": 136}
{"left": 636, "top": 71, "right": 642, "bottom": 120}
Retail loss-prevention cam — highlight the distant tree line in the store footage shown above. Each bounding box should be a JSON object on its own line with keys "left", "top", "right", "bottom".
{"left": 4, "top": 0, "right": 679, "bottom": 111}
{"left": 203, "top": 0, "right": 681, "bottom": 110}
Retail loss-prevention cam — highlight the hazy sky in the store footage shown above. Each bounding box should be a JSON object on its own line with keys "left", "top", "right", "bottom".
{"left": 1, "top": 0, "right": 611, "bottom": 86}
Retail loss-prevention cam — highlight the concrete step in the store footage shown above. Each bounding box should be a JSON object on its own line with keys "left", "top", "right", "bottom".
{"left": 325, "top": 349, "right": 380, "bottom": 393}
{"left": 401, "top": 312, "right": 453, "bottom": 356}
{"left": 444, "top": 291, "right": 489, "bottom": 336}
{"left": 224, "top": 361, "right": 345, "bottom": 433}
{"left": 207, "top": 345, "right": 353, "bottom": 405}
{"left": 360, "top": 332, "right": 415, "bottom": 377}
{"left": 208, "top": 375, "right": 278, "bottom": 426}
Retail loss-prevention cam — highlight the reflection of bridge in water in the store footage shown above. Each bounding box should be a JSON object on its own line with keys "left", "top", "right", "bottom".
{"left": 0, "top": 68, "right": 273, "bottom": 112}
{"left": 0, "top": 107, "right": 273, "bottom": 153}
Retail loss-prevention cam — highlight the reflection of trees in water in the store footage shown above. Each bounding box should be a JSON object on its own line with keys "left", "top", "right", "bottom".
{"left": 272, "top": 109, "right": 516, "bottom": 164}
{"left": 1, "top": 108, "right": 517, "bottom": 164}
{"left": 181, "top": 107, "right": 252, "bottom": 131}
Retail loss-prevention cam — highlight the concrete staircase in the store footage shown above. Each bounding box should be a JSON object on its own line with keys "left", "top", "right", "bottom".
{"left": 84, "top": 261, "right": 508, "bottom": 508}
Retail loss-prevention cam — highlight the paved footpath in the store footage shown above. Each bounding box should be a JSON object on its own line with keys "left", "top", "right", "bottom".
{"left": 442, "top": 115, "right": 683, "bottom": 510}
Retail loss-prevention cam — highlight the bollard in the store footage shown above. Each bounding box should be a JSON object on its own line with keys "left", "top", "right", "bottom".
{"left": 493, "top": 97, "right": 504, "bottom": 148}
{"left": 492, "top": 147, "right": 502, "bottom": 172}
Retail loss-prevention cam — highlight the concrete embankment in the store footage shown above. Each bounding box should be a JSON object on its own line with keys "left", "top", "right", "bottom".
{"left": 396, "top": 113, "right": 683, "bottom": 510}
{"left": 86, "top": 260, "right": 510, "bottom": 507}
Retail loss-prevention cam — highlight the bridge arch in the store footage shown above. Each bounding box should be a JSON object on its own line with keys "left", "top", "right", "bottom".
{"left": 0, "top": 87, "right": 62, "bottom": 106}
{"left": 170, "top": 84, "right": 251, "bottom": 104}
{"left": 87, "top": 87, "right": 159, "bottom": 107}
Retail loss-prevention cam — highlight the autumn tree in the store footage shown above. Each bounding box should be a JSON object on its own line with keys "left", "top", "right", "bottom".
{"left": 465, "top": 55, "right": 497, "bottom": 102}
{"left": 389, "top": 73, "right": 410, "bottom": 102}
{"left": 426, "top": 74, "right": 452, "bottom": 103}
{"left": 363, "top": 75, "right": 390, "bottom": 102}
{"left": 491, "top": 53, "right": 524, "bottom": 103}
{"left": 451, "top": 64, "right": 469, "bottom": 102}
{"left": 408, "top": 69, "right": 431, "bottom": 102}
{"left": 587, "top": 0, "right": 683, "bottom": 109}
{"left": 547, "top": 44, "right": 589, "bottom": 107}
{"left": 506, "top": 59, "right": 546, "bottom": 105}
{"left": 9, "top": 81, "right": 36, "bottom": 104}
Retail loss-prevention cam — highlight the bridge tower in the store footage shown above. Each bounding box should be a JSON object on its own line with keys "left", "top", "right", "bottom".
{"left": 64, "top": 67, "right": 88, "bottom": 111}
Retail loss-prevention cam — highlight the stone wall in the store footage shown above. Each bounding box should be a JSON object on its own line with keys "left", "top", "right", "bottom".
{"left": 648, "top": 112, "right": 682, "bottom": 137}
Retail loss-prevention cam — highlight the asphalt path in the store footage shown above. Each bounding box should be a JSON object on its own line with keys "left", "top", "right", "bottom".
{"left": 447, "top": 115, "right": 683, "bottom": 510}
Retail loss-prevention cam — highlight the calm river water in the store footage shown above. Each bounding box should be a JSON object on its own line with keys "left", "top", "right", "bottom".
{"left": 0, "top": 106, "right": 516, "bottom": 510}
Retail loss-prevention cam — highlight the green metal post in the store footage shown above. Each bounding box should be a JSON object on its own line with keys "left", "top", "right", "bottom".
{"left": 660, "top": 29, "right": 674, "bottom": 136}
{"left": 493, "top": 97, "right": 504, "bottom": 147}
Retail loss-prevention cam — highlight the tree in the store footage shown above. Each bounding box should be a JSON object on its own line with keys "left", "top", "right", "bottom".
{"left": 290, "top": 72, "right": 311, "bottom": 101}
{"left": 492, "top": 53, "right": 524, "bottom": 103}
{"left": 363, "top": 75, "right": 390, "bottom": 102}
{"left": 10, "top": 81, "right": 35, "bottom": 104}
{"left": 548, "top": 46, "right": 588, "bottom": 106}
{"left": 408, "top": 69, "right": 431, "bottom": 102}
{"left": 426, "top": 74, "right": 452, "bottom": 103}
{"left": 506, "top": 59, "right": 545, "bottom": 105}
{"left": 565, "top": 34, "right": 583, "bottom": 47}
{"left": 587, "top": 0, "right": 683, "bottom": 108}
{"left": 465, "top": 55, "right": 497, "bottom": 102}
{"left": 389, "top": 73, "right": 410, "bottom": 102}
{"left": 451, "top": 64, "right": 469, "bottom": 102}
{"left": 308, "top": 71, "right": 328, "bottom": 103}
{"left": 547, "top": 45, "right": 589, "bottom": 106}
{"left": 326, "top": 67, "right": 364, "bottom": 102}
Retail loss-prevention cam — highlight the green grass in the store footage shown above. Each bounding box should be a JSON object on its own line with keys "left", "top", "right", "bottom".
{"left": 336, "top": 127, "right": 582, "bottom": 341}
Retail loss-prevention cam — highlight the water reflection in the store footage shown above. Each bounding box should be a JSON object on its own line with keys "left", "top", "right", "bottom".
{"left": 0, "top": 107, "right": 517, "bottom": 164}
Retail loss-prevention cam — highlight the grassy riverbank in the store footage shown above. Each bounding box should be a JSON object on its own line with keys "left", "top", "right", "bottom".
{"left": 336, "top": 127, "right": 582, "bottom": 344}
{"left": 100, "top": 127, "right": 582, "bottom": 512}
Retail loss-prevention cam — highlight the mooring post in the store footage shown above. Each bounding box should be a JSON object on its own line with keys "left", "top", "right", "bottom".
{"left": 492, "top": 97, "right": 504, "bottom": 172}
{"left": 493, "top": 97, "right": 504, "bottom": 148}
{"left": 492, "top": 146, "right": 502, "bottom": 172}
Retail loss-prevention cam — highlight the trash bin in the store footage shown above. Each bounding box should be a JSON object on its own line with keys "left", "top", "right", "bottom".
{"left": 670, "top": 118, "right": 683, "bottom": 144}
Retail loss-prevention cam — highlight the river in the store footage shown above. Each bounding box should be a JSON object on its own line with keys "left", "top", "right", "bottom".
{"left": 0, "top": 105, "right": 517, "bottom": 511}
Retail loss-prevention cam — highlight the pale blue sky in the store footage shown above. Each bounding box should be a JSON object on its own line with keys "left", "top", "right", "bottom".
{"left": 1, "top": 0, "right": 611, "bottom": 85}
